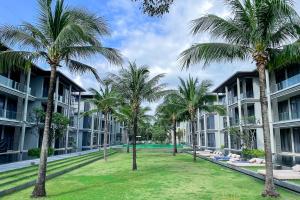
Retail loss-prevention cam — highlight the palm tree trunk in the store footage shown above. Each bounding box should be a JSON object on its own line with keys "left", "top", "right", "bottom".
{"left": 32, "top": 65, "right": 57, "bottom": 198}
{"left": 126, "top": 128, "right": 130, "bottom": 153}
{"left": 132, "top": 110, "right": 138, "bottom": 170}
{"left": 255, "top": 55, "right": 279, "bottom": 197}
{"left": 104, "top": 113, "right": 108, "bottom": 161}
{"left": 191, "top": 117, "right": 197, "bottom": 162}
{"left": 173, "top": 119, "right": 177, "bottom": 156}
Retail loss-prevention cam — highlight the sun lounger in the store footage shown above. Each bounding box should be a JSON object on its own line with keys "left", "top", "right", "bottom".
{"left": 227, "top": 161, "right": 265, "bottom": 167}
{"left": 258, "top": 170, "right": 300, "bottom": 180}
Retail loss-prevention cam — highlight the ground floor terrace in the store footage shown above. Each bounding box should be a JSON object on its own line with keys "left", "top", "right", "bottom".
{"left": 4, "top": 151, "right": 299, "bottom": 200}
{"left": 0, "top": 124, "right": 121, "bottom": 164}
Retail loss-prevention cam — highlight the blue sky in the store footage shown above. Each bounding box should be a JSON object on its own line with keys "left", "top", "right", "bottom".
{"left": 1, "top": 0, "right": 300, "bottom": 111}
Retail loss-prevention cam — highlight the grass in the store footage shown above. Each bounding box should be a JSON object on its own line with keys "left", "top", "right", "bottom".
{"left": 4, "top": 151, "right": 300, "bottom": 200}
{"left": 0, "top": 150, "right": 110, "bottom": 192}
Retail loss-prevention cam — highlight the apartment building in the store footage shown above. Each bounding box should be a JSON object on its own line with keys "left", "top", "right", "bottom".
{"left": 0, "top": 46, "right": 123, "bottom": 164}
{"left": 185, "top": 65, "right": 300, "bottom": 165}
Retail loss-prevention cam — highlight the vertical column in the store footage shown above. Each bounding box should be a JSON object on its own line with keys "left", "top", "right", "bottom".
{"left": 216, "top": 94, "right": 221, "bottom": 149}
{"left": 99, "top": 112, "right": 102, "bottom": 147}
{"left": 203, "top": 113, "right": 207, "bottom": 148}
{"left": 197, "top": 109, "right": 200, "bottom": 147}
{"left": 20, "top": 69, "right": 31, "bottom": 155}
{"left": 65, "top": 85, "right": 72, "bottom": 153}
{"left": 225, "top": 86, "right": 231, "bottom": 150}
{"left": 76, "top": 92, "right": 81, "bottom": 152}
{"left": 237, "top": 78, "right": 243, "bottom": 133}
{"left": 90, "top": 114, "right": 94, "bottom": 149}
{"left": 265, "top": 69, "right": 275, "bottom": 153}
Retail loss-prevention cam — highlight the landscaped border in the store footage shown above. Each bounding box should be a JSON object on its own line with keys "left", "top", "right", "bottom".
{"left": 187, "top": 152, "right": 300, "bottom": 194}
{"left": 0, "top": 151, "right": 117, "bottom": 197}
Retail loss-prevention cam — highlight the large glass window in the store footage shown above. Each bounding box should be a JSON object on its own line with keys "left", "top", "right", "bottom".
{"left": 207, "top": 132, "right": 215, "bottom": 147}
{"left": 224, "top": 131, "right": 228, "bottom": 148}
{"left": 245, "top": 78, "right": 254, "bottom": 98}
{"left": 278, "top": 100, "right": 289, "bottom": 121}
{"left": 206, "top": 115, "right": 215, "bottom": 129}
{"left": 290, "top": 95, "right": 300, "bottom": 119}
{"left": 200, "top": 132, "right": 205, "bottom": 146}
{"left": 280, "top": 129, "right": 292, "bottom": 152}
{"left": 230, "top": 133, "right": 241, "bottom": 150}
{"left": 200, "top": 118, "right": 204, "bottom": 130}
{"left": 293, "top": 128, "right": 300, "bottom": 153}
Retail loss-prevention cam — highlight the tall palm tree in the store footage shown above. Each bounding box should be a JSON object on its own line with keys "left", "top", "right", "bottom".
{"left": 0, "top": 0, "right": 122, "bottom": 197}
{"left": 171, "top": 77, "right": 225, "bottom": 161}
{"left": 179, "top": 0, "right": 299, "bottom": 197}
{"left": 84, "top": 84, "right": 120, "bottom": 161}
{"left": 109, "top": 62, "right": 167, "bottom": 170}
{"left": 157, "top": 96, "right": 186, "bottom": 156}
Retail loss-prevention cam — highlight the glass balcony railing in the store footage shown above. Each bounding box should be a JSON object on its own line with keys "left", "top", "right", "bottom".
{"left": 279, "top": 112, "right": 290, "bottom": 121}
{"left": 273, "top": 73, "right": 300, "bottom": 92}
{"left": 0, "top": 75, "right": 31, "bottom": 94}
{"left": 241, "top": 91, "right": 254, "bottom": 99}
{"left": 0, "top": 109, "right": 21, "bottom": 120}
{"left": 229, "top": 117, "right": 239, "bottom": 126}
{"left": 228, "top": 96, "right": 238, "bottom": 105}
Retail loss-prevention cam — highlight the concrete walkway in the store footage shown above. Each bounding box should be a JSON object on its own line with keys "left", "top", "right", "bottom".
{"left": 0, "top": 149, "right": 100, "bottom": 173}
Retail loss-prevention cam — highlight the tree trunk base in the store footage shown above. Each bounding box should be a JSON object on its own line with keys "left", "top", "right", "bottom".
{"left": 261, "top": 190, "right": 280, "bottom": 198}
{"left": 32, "top": 185, "right": 46, "bottom": 198}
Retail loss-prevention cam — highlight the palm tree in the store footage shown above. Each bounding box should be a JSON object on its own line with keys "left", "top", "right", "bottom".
{"left": 171, "top": 77, "right": 225, "bottom": 162}
{"left": 84, "top": 84, "right": 120, "bottom": 161}
{"left": 178, "top": 0, "right": 299, "bottom": 197}
{"left": 0, "top": 0, "right": 122, "bottom": 197}
{"left": 157, "top": 96, "right": 186, "bottom": 156}
{"left": 109, "top": 62, "right": 167, "bottom": 170}
{"left": 114, "top": 104, "right": 153, "bottom": 153}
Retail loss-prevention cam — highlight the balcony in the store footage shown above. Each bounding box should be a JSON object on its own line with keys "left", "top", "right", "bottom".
{"left": 241, "top": 91, "right": 254, "bottom": 99}
{"left": 230, "top": 117, "right": 239, "bottom": 126}
{"left": 279, "top": 112, "right": 290, "bottom": 121}
{"left": 272, "top": 73, "right": 300, "bottom": 93}
{"left": 228, "top": 96, "right": 238, "bottom": 105}
{"left": 0, "top": 109, "right": 21, "bottom": 121}
{"left": 0, "top": 75, "right": 31, "bottom": 94}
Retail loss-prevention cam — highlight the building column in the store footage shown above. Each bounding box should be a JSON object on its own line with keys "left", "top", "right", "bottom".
{"left": 265, "top": 69, "right": 275, "bottom": 153}
{"left": 20, "top": 69, "right": 31, "bottom": 156}
{"left": 76, "top": 92, "right": 81, "bottom": 152}
{"left": 203, "top": 113, "right": 207, "bottom": 148}
{"left": 237, "top": 78, "right": 243, "bottom": 133}
{"left": 90, "top": 114, "right": 94, "bottom": 149}
{"left": 225, "top": 86, "right": 231, "bottom": 150}
{"left": 216, "top": 94, "right": 222, "bottom": 149}
{"left": 65, "top": 85, "right": 72, "bottom": 153}
{"left": 97, "top": 112, "right": 101, "bottom": 149}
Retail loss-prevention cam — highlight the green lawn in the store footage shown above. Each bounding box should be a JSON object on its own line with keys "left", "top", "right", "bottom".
{"left": 5, "top": 152, "right": 300, "bottom": 200}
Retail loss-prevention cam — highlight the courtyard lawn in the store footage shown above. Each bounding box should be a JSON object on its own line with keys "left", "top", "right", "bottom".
{"left": 5, "top": 152, "right": 300, "bottom": 200}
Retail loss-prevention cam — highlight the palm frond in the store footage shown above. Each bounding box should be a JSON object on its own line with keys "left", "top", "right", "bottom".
{"left": 66, "top": 59, "right": 100, "bottom": 82}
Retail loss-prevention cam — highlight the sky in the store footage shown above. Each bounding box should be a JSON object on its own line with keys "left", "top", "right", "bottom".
{"left": 1, "top": 0, "right": 300, "bottom": 112}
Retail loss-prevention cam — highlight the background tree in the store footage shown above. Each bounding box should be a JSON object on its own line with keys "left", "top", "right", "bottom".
{"left": 132, "top": 0, "right": 174, "bottom": 16}
{"left": 110, "top": 62, "right": 167, "bottom": 170}
{"left": 171, "top": 77, "right": 225, "bottom": 162}
{"left": 152, "top": 124, "right": 169, "bottom": 143}
{"left": 84, "top": 83, "right": 119, "bottom": 161}
{"left": 179, "top": 0, "right": 299, "bottom": 197}
{"left": 157, "top": 95, "right": 186, "bottom": 156}
{"left": 0, "top": 0, "right": 122, "bottom": 197}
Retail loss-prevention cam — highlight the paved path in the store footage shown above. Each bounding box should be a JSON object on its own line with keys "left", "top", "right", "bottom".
{"left": 0, "top": 149, "right": 100, "bottom": 173}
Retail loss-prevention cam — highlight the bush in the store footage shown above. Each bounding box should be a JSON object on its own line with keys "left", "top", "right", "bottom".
{"left": 242, "top": 149, "right": 265, "bottom": 159}
{"left": 28, "top": 148, "right": 54, "bottom": 157}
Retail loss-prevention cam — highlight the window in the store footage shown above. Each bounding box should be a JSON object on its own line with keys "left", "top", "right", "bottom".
{"left": 200, "top": 132, "right": 205, "bottom": 146}
{"left": 224, "top": 131, "right": 228, "bottom": 148}
{"left": 245, "top": 78, "right": 254, "bottom": 98}
{"left": 206, "top": 115, "right": 215, "bottom": 129}
{"left": 280, "top": 129, "right": 292, "bottom": 152}
{"left": 293, "top": 128, "right": 300, "bottom": 153}
{"left": 230, "top": 133, "right": 241, "bottom": 150}
{"left": 82, "top": 132, "right": 91, "bottom": 146}
{"left": 290, "top": 95, "right": 300, "bottom": 119}
{"left": 200, "top": 118, "right": 204, "bottom": 130}
{"left": 207, "top": 132, "right": 215, "bottom": 147}
{"left": 278, "top": 100, "right": 289, "bottom": 121}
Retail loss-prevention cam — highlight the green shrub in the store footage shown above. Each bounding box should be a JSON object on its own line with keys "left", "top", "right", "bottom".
{"left": 242, "top": 149, "right": 265, "bottom": 159}
{"left": 28, "top": 148, "right": 54, "bottom": 157}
